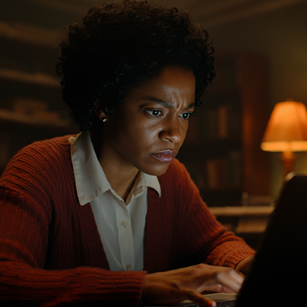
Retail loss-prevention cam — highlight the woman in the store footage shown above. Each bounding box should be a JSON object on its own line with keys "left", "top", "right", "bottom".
{"left": 0, "top": 1, "right": 254, "bottom": 306}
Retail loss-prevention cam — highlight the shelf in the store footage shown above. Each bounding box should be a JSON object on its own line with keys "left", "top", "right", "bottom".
{"left": 24, "top": 0, "right": 96, "bottom": 16}
{"left": 0, "top": 68, "right": 60, "bottom": 88}
{"left": 209, "top": 206, "right": 274, "bottom": 217}
{"left": 0, "top": 21, "right": 61, "bottom": 48}
{"left": 0, "top": 108, "right": 72, "bottom": 129}
{"left": 201, "top": 188, "right": 242, "bottom": 195}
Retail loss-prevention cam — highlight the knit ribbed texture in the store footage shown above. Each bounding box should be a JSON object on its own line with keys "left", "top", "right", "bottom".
{"left": 0, "top": 135, "right": 254, "bottom": 305}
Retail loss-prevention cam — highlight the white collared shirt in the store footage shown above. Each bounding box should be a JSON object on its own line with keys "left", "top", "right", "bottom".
{"left": 69, "top": 131, "right": 161, "bottom": 271}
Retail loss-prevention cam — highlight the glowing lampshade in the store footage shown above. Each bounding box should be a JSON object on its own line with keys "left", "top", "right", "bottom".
{"left": 261, "top": 101, "right": 307, "bottom": 174}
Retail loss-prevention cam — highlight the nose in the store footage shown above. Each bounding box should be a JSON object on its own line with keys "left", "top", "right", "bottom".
{"left": 159, "top": 116, "right": 184, "bottom": 143}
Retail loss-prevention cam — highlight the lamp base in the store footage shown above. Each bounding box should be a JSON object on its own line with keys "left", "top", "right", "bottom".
{"left": 281, "top": 151, "right": 295, "bottom": 175}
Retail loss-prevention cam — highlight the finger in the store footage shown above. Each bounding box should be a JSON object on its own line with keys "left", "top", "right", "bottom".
{"left": 202, "top": 282, "right": 238, "bottom": 294}
{"left": 196, "top": 267, "right": 243, "bottom": 294}
{"left": 184, "top": 289, "right": 216, "bottom": 307}
{"left": 214, "top": 269, "right": 244, "bottom": 293}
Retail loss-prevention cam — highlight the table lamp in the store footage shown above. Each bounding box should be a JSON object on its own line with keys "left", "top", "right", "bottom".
{"left": 261, "top": 100, "right": 307, "bottom": 175}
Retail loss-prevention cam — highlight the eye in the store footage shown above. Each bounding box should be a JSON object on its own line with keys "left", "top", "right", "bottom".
{"left": 179, "top": 111, "right": 195, "bottom": 120}
{"left": 146, "top": 110, "right": 163, "bottom": 117}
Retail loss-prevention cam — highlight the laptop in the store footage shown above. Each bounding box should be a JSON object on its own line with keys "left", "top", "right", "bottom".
{"left": 148, "top": 173, "right": 307, "bottom": 307}
{"left": 231, "top": 173, "right": 307, "bottom": 307}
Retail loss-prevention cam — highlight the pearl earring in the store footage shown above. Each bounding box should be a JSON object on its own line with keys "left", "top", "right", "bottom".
{"left": 102, "top": 118, "right": 108, "bottom": 123}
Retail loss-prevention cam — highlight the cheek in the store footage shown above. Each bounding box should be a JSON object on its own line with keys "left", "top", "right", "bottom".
{"left": 108, "top": 110, "right": 162, "bottom": 155}
{"left": 178, "top": 121, "right": 189, "bottom": 143}
{"left": 132, "top": 127, "right": 158, "bottom": 152}
{"left": 113, "top": 122, "right": 155, "bottom": 154}
{"left": 130, "top": 115, "right": 159, "bottom": 139}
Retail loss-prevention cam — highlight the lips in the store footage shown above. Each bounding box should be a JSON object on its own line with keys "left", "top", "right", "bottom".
{"left": 151, "top": 150, "right": 177, "bottom": 163}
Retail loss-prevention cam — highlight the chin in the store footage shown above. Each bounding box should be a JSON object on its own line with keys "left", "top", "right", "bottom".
{"left": 141, "top": 163, "right": 171, "bottom": 177}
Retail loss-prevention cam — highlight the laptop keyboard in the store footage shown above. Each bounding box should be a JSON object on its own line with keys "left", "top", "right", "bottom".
{"left": 216, "top": 301, "right": 235, "bottom": 307}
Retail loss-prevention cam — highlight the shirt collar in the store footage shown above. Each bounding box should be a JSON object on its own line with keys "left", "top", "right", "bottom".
{"left": 69, "top": 131, "right": 161, "bottom": 206}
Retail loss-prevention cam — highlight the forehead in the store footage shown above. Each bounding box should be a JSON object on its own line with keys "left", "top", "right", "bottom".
{"left": 124, "top": 66, "right": 196, "bottom": 101}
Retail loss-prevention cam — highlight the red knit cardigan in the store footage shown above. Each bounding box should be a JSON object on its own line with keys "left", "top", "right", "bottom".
{"left": 0, "top": 135, "right": 254, "bottom": 306}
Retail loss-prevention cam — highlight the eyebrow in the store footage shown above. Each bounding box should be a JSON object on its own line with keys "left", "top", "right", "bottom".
{"left": 146, "top": 97, "right": 195, "bottom": 109}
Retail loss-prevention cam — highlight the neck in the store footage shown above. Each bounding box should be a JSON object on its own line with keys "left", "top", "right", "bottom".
{"left": 105, "top": 165, "right": 139, "bottom": 203}
{"left": 91, "top": 130, "right": 140, "bottom": 203}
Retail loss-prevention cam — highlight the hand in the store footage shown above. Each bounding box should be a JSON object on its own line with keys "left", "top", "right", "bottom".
{"left": 235, "top": 255, "right": 254, "bottom": 276}
{"left": 142, "top": 264, "right": 244, "bottom": 307}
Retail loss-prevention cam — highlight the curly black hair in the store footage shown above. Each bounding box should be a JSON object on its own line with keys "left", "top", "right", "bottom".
{"left": 56, "top": 0, "right": 215, "bottom": 131}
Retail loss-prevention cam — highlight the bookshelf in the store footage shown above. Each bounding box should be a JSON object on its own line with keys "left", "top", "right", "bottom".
{"left": 177, "top": 51, "right": 270, "bottom": 207}
{"left": 0, "top": 21, "right": 77, "bottom": 174}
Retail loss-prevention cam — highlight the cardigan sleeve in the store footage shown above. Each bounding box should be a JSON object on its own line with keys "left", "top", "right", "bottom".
{"left": 0, "top": 141, "right": 146, "bottom": 306}
{"left": 172, "top": 160, "right": 255, "bottom": 269}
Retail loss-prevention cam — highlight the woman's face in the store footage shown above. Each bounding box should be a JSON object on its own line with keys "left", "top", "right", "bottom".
{"left": 101, "top": 66, "right": 196, "bottom": 176}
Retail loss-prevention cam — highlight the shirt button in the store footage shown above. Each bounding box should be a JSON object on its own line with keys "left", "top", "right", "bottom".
{"left": 126, "top": 264, "right": 131, "bottom": 270}
{"left": 121, "top": 221, "right": 127, "bottom": 228}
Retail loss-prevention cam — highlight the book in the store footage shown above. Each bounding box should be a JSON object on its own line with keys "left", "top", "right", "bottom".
{"left": 217, "top": 105, "right": 228, "bottom": 139}
{"left": 227, "top": 150, "right": 242, "bottom": 188}
{"left": 0, "top": 131, "right": 10, "bottom": 168}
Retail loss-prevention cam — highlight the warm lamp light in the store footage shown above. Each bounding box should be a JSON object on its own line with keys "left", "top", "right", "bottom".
{"left": 261, "top": 100, "right": 307, "bottom": 175}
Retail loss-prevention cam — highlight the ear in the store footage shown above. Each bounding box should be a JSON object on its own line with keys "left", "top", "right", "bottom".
{"left": 93, "top": 102, "right": 108, "bottom": 122}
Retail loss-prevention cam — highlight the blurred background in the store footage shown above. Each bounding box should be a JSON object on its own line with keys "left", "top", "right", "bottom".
{"left": 1, "top": 0, "right": 307, "bottom": 247}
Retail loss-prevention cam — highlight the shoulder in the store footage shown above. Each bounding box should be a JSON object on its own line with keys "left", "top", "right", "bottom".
{"left": 1, "top": 135, "right": 76, "bottom": 188}
{"left": 21, "top": 134, "right": 73, "bottom": 156}
{"left": 10, "top": 135, "right": 73, "bottom": 166}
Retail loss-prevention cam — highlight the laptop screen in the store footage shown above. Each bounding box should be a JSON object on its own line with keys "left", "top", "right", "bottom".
{"left": 235, "top": 174, "right": 307, "bottom": 307}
